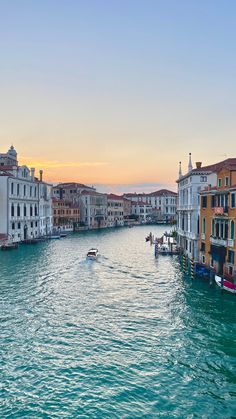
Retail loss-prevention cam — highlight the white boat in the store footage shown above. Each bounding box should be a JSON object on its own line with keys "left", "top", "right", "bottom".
{"left": 87, "top": 248, "right": 99, "bottom": 259}
{"left": 215, "top": 275, "right": 236, "bottom": 294}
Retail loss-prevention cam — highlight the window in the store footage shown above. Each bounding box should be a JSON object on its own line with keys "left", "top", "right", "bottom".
{"left": 230, "top": 220, "right": 235, "bottom": 240}
{"left": 35, "top": 205, "right": 37, "bottom": 216}
{"left": 11, "top": 204, "right": 14, "bottom": 217}
{"left": 218, "top": 178, "right": 222, "bottom": 187}
{"left": 211, "top": 195, "right": 215, "bottom": 208}
{"left": 228, "top": 250, "right": 234, "bottom": 265}
{"left": 11, "top": 183, "right": 14, "bottom": 195}
{"left": 12, "top": 222, "right": 15, "bottom": 230}
{"left": 24, "top": 185, "right": 26, "bottom": 196}
{"left": 231, "top": 193, "right": 235, "bottom": 208}
{"left": 229, "top": 265, "right": 233, "bottom": 276}
{"left": 202, "top": 217, "right": 206, "bottom": 234}
{"left": 212, "top": 219, "right": 215, "bottom": 235}
{"left": 30, "top": 205, "right": 33, "bottom": 216}
{"left": 225, "top": 177, "right": 229, "bottom": 187}
{"left": 17, "top": 184, "right": 20, "bottom": 196}
{"left": 202, "top": 255, "right": 205, "bottom": 264}
{"left": 201, "top": 242, "right": 205, "bottom": 252}
{"left": 17, "top": 204, "right": 20, "bottom": 217}
{"left": 202, "top": 196, "right": 207, "bottom": 208}
{"left": 18, "top": 222, "right": 21, "bottom": 229}
{"left": 200, "top": 176, "right": 207, "bottom": 182}
{"left": 24, "top": 205, "right": 27, "bottom": 216}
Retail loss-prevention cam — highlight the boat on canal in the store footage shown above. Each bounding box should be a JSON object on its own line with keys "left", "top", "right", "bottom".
{"left": 215, "top": 275, "right": 236, "bottom": 294}
{"left": 154, "top": 232, "right": 180, "bottom": 256}
{"left": 87, "top": 248, "right": 99, "bottom": 260}
{"left": 1, "top": 242, "right": 18, "bottom": 250}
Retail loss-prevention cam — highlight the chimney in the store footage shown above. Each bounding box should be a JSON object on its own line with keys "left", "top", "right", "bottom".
{"left": 196, "top": 162, "right": 202, "bottom": 169}
{"left": 188, "top": 153, "right": 193, "bottom": 172}
{"left": 179, "top": 161, "right": 182, "bottom": 178}
{"left": 39, "top": 169, "right": 43, "bottom": 182}
{"left": 31, "top": 167, "right": 35, "bottom": 181}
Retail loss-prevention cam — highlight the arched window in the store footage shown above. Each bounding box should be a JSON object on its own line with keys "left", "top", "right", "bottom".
{"left": 24, "top": 204, "right": 27, "bottom": 217}
{"left": 30, "top": 205, "right": 33, "bottom": 217}
{"left": 231, "top": 220, "right": 235, "bottom": 240}
{"left": 17, "top": 204, "right": 20, "bottom": 217}
{"left": 11, "top": 204, "right": 14, "bottom": 217}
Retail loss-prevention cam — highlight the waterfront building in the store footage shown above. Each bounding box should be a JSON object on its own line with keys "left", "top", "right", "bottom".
{"left": 123, "top": 189, "right": 177, "bottom": 223}
{"left": 0, "top": 146, "right": 52, "bottom": 242}
{"left": 199, "top": 161, "right": 236, "bottom": 281}
{"left": 53, "top": 198, "right": 80, "bottom": 230}
{"left": 79, "top": 190, "right": 107, "bottom": 229}
{"left": 131, "top": 201, "right": 152, "bottom": 223}
{"left": 107, "top": 194, "right": 124, "bottom": 227}
{"left": 123, "top": 198, "right": 132, "bottom": 224}
{"left": 53, "top": 182, "right": 95, "bottom": 203}
{"left": 177, "top": 154, "right": 236, "bottom": 261}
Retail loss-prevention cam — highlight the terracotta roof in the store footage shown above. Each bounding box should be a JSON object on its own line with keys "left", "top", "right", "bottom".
{"left": 191, "top": 158, "right": 236, "bottom": 173}
{"left": 148, "top": 189, "right": 177, "bottom": 197}
{"left": 107, "top": 193, "right": 123, "bottom": 201}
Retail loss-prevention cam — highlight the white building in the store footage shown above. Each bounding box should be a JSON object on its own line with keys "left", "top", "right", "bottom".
{"left": 123, "top": 189, "right": 177, "bottom": 222}
{"left": 107, "top": 194, "right": 124, "bottom": 227}
{"left": 131, "top": 201, "right": 153, "bottom": 223}
{"left": 38, "top": 170, "right": 53, "bottom": 237}
{"left": 177, "top": 153, "right": 217, "bottom": 260}
{"left": 79, "top": 191, "right": 107, "bottom": 229}
{"left": 0, "top": 147, "right": 53, "bottom": 242}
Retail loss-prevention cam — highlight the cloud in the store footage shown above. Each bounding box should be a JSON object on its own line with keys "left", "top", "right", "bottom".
{"left": 19, "top": 157, "right": 109, "bottom": 169}
{"left": 93, "top": 182, "right": 177, "bottom": 194}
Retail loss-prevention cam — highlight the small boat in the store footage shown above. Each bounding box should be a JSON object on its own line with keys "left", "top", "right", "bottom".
{"left": 87, "top": 248, "right": 98, "bottom": 259}
{"left": 1, "top": 242, "right": 18, "bottom": 250}
{"left": 60, "top": 233, "right": 67, "bottom": 238}
{"left": 215, "top": 275, "right": 236, "bottom": 294}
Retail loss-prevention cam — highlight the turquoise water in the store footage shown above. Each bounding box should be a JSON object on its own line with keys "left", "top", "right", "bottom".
{"left": 1, "top": 226, "right": 236, "bottom": 418}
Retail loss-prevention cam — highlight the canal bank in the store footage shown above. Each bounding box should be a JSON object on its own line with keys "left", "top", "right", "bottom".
{"left": 1, "top": 226, "right": 235, "bottom": 417}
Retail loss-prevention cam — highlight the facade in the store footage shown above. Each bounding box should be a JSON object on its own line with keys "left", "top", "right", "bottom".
{"left": 79, "top": 191, "right": 107, "bottom": 229}
{"left": 177, "top": 154, "right": 236, "bottom": 261}
{"left": 123, "top": 198, "right": 132, "bottom": 222}
{"left": 107, "top": 194, "right": 124, "bottom": 227}
{"left": 123, "top": 189, "right": 177, "bottom": 222}
{"left": 53, "top": 182, "right": 95, "bottom": 203}
{"left": 53, "top": 198, "right": 80, "bottom": 230}
{"left": 131, "top": 201, "right": 152, "bottom": 223}
{"left": 199, "top": 162, "right": 236, "bottom": 281}
{"left": 0, "top": 147, "right": 52, "bottom": 242}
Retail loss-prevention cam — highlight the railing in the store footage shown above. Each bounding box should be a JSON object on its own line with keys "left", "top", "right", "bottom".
{"left": 228, "top": 239, "right": 234, "bottom": 248}
{"left": 210, "top": 236, "right": 227, "bottom": 246}
{"left": 212, "top": 206, "right": 228, "bottom": 216}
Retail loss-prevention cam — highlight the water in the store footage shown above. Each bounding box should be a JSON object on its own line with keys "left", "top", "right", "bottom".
{"left": 1, "top": 226, "right": 236, "bottom": 418}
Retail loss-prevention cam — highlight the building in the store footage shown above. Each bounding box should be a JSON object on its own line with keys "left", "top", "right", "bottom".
{"left": 131, "top": 201, "right": 153, "bottom": 223}
{"left": 107, "top": 194, "right": 124, "bottom": 227}
{"left": 177, "top": 153, "right": 236, "bottom": 261}
{"left": 53, "top": 182, "right": 95, "bottom": 203}
{"left": 0, "top": 146, "right": 52, "bottom": 242}
{"left": 123, "top": 198, "right": 132, "bottom": 223}
{"left": 199, "top": 161, "right": 236, "bottom": 281}
{"left": 53, "top": 198, "right": 80, "bottom": 230}
{"left": 79, "top": 191, "right": 107, "bottom": 229}
{"left": 123, "top": 189, "right": 177, "bottom": 222}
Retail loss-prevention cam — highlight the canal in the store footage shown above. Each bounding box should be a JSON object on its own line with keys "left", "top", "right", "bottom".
{"left": 1, "top": 226, "right": 236, "bottom": 417}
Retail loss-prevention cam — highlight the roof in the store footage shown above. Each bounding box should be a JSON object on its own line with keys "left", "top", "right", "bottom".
{"left": 107, "top": 193, "right": 124, "bottom": 201}
{"left": 148, "top": 189, "right": 177, "bottom": 197}
{"left": 178, "top": 158, "right": 236, "bottom": 182}
{"left": 53, "top": 182, "right": 95, "bottom": 190}
{"left": 81, "top": 190, "right": 106, "bottom": 197}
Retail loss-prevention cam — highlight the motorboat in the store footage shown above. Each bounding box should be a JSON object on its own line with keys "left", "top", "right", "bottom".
{"left": 87, "top": 248, "right": 99, "bottom": 260}
{"left": 215, "top": 275, "right": 236, "bottom": 294}
{"left": 60, "top": 233, "right": 67, "bottom": 238}
{"left": 1, "top": 242, "right": 18, "bottom": 250}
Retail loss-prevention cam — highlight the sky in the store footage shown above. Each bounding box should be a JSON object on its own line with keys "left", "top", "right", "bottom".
{"left": 0, "top": 0, "right": 236, "bottom": 193}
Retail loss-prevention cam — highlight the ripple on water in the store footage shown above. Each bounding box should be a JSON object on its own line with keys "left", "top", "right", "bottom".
{"left": 0, "top": 226, "right": 236, "bottom": 418}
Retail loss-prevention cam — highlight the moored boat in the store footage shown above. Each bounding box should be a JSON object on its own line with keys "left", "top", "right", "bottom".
{"left": 1, "top": 242, "right": 18, "bottom": 250}
{"left": 215, "top": 275, "right": 236, "bottom": 294}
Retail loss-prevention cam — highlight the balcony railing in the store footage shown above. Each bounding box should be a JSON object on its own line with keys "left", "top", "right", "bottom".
{"left": 212, "top": 206, "right": 228, "bottom": 216}
{"left": 210, "top": 236, "right": 227, "bottom": 247}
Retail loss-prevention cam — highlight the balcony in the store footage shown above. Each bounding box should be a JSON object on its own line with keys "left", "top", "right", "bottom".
{"left": 212, "top": 206, "right": 228, "bottom": 216}
{"left": 210, "top": 236, "right": 227, "bottom": 247}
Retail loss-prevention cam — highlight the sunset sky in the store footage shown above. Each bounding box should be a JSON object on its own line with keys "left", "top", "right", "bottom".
{"left": 1, "top": 1, "right": 236, "bottom": 193}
